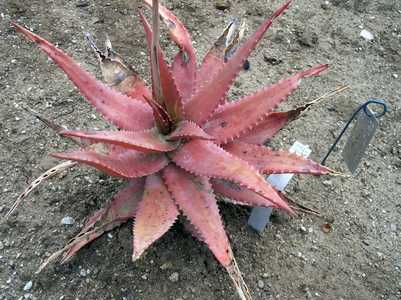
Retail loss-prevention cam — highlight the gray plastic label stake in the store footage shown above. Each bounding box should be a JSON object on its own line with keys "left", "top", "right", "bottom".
{"left": 248, "top": 141, "right": 312, "bottom": 232}
{"left": 341, "top": 108, "right": 378, "bottom": 173}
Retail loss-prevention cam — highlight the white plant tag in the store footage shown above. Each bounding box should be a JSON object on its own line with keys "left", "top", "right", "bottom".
{"left": 248, "top": 141, "right": 311, "bottom": 232}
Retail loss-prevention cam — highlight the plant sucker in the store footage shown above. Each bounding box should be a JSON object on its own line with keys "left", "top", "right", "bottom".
{"left": 9, "top": 1, "right": 338, "bottom": 299}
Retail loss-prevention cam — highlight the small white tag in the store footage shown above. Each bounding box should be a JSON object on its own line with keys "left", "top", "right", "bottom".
{"left": 248, "top": 141, "right": 311, "bottom": 232}
{"left": 267, "top": 141, "right": 312, "bottom": 191}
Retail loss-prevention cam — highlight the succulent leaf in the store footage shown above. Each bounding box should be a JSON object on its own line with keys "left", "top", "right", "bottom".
{"left": 133, "top": 173, "right": 179, "bottom": 260}
{"left": 61, "top": 128, "right": 178, "bottom": 153}
{"left": 163, "top": 165, "right": 232, "bottom": 266}
{"left": 139, "top": 11, "right": 184, "bottom": 122}
{"left": 224, "top": 142, "right": 334, "bottom": 175}
{"left": 196, "top": 20, "right": 245, "bottom": 93}
{"left": 144, "top": 0, "right": 196, "bottom": 101}
{"left": 61, "top": 179, "right": 144, "bottom": 262}
{"left": 11, "top": 23, "right": 154, "bottom": 131}
{"left": 185, "top": 1, "right": 292, "bottom": 124}
{"left": 236, "top": 110, "right": 304, "bottom": 144}
{"left": 171, "top": 139, "right": 294, "bottom": 213}
{"left": 212, "top": 179, "right": 277, "bottom": 208}
{"left": 51, "top": 147, "right": 168, "bottom": 178}
{"left": 202, "top": 64, "right": 328, "bottom": 144}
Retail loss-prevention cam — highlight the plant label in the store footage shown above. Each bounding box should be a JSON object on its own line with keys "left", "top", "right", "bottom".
{"left": 248, "top": 141, "right": 312, "bottom": 232}
{"left": 342, "top": 108, "right": 378, "bottom": 173}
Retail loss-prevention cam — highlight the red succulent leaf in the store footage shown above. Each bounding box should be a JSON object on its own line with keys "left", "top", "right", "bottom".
{"left": 121, "top": 74, "right": 152, "bottom": 102}
{"left": 132, "top": 173, "right": 179, "bottom": 260}
{"left": 143, "top": 95, "right": 173, "bottom": 134}
{"left": 60, "top": 128, "right": 178, "bottom": 153}
{"left": 218, "top": 86, "right": 327, "bottom": 145}
{"left": 62, "top": 179, "right": 144, "bottom": 262}
{"left": 171, "top": 49, "right": 196, "bottom": 102}
{"left": 51, "top": 147, "right": 168, "bottom": 178}
{"left": 139, "top": 11, "right": 184, "bottom": 121}
{"left": 168, "top": 120, "right": 214, "bottom": 141}
{"left": 12, "top": 23, "right": 154, "bottom": 131}
{"left": 144, "top": 0, "right": 196, "bottom": 101}
{"left": 196, "top": 20, "right": 244, "bottom": 94}
{"left": 171, "top": 139, "right": 293, "bottom": 214}
{"left": 163, "top": 165, "right": 251, "bottom": 298}
{"left": 212, "top": 179, "right": 277, "bottom": 208}
{"left": 236, "top": 110, "right": 303, "bottom": 144}
{"left": 202, "top": 64, "right": 328, "bottom": 144}
{"left": 224, "top": 142, "right": 333, "bottom": 175}
{"left": 185, "top": 1, "right": 292, "bottom": 125}
{"left": 163, "top": 165, "right": 232, "bottom": 267}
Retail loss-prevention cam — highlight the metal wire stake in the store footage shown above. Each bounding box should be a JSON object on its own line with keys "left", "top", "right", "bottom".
{"left": 321, "top": 99, "right": 388, "bottom": 166}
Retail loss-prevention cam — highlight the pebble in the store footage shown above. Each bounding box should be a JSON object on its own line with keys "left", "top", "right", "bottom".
{"left": 360, "top": 29, "right": 374, "bottom": 41}
{"left": 160, "top": 261, "right": 172, "bottom": 270}
{"left": 23, "top": 281, "right": 33, "bottom": 291}
{"left": 79, "top": 269, "right": 87, "bottom": 277}
{"left": 321, "top": 1, "right": 331, "bottom": 10}
{"left": 322, "top": 180, "right": 332, "bottom": 186}
{"left": 141, "top": 274, "right": 148, "bottom": 280}
{"left": 393, "top": 74, "right": 398, "bottom": 79}
{"left": 257, "top": 279, "right": 265, "bottom": 289}
{"left": 61, "top": 216, "right": 74, "bottom": 225}
{"left": 300, "top": 226, "right": 307, "bottom": 233}
{"left": 215, "top": 0, "right": 231, "bottom": 10}
{"left": 262, "top": 273, "right": 269, "bottom": 278}
{"left": 169, "top": 272, "right": 179, "bottom": 282}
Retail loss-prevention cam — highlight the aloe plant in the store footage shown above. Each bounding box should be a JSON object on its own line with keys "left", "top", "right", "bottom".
{"left": 9, "top": 1, "right": 336, "bottom": 298}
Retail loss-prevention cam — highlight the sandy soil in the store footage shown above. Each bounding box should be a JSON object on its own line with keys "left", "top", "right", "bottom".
{"left": 0, "top": 0, "right": 400, "bottom": 299}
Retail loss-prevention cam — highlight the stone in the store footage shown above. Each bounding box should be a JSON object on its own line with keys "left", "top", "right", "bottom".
{"left": 360, "top": 29, "right": 374, "bottom": 41}
{"left": 321, "top": 1, "right": 331, "bottom": 10}
{"left": 169, "top": 272, "right": 179, "bottom": 282}
{"left": 79, "top": 269, "right": 87, "bottom": 277}
{"left": 300, "top": 226, "right": 307, "bottom": 233}
{"left": 23, "top": 281, "right": 32, "bottom": 291}
{"left": 61, "top": 216, "right": 74, "bottom": 225}
{"left": 215, "top": 1, "right": 231, "bottom": 10}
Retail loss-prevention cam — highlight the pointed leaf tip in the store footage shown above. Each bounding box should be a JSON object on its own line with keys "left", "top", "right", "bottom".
{"left": 60, "top": 129, "right": 178, "bottom": 153}
{"left": 143, "top": 0, "right": 196, "bottom": 101}
{"left": 62, "top": 179, "right": 144, "bottom": 263}
{"left": 12, "top": 22, "right": 154, "bottom": 131}
{"left": 139, "top": 10, "right": 185, "bottom": 122}
{"left": 203, "top": 64, "right": 329, "bottom": 144}
{"left": 185, "top": 0, "right": 293, "bottom": 125}
{"left": 51, "top": 147, "right": 168, "bottom": 178}
{"left": 224, "top": 142, "right": 334, "bottom": 175}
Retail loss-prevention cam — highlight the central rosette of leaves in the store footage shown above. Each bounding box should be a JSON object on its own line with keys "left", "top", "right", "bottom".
{"left": 12, "top": 1, "right": 337, "bottom": 299}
